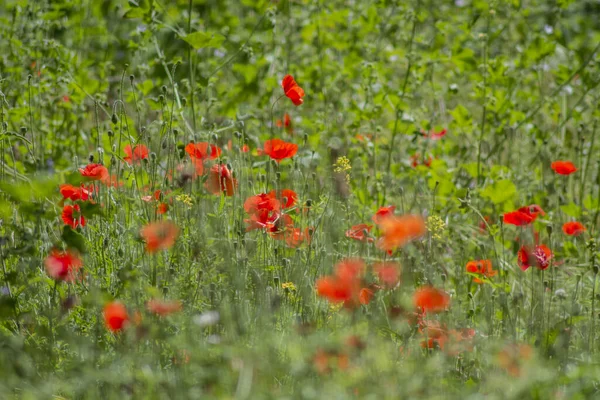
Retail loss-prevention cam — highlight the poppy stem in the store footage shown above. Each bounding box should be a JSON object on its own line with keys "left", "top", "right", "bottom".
{"left": 270, "top": 94, "right": 285, "bottom": 141}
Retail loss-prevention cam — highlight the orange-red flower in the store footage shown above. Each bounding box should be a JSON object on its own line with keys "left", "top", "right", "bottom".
{"left": 376, "top": 214, "right": 426, "bottom": 252}
{"left": 60, "top": 184, "right": 93, "bottom": 202}
{"left": 518, "top": 244, "right": 552, "bottom": 271}
{"left": 281, "top": 74, "right": 305, "bottom": 106}
{"left": 79, "top": 163, "right": 109, "bottom": 181}
{"left": 276, "top": 112, "right": 293, "bottom": 134}
{"left": 146, "top": 299, "right": 183, "bottom": 316}
{"left": 465, "top": 260, "right": 497, "bottom": 283}
{"left": 551, "top": 160, "right": 577, "bottom": 175}
{"left": 410, "top": 154, "right": 433, "bottom": 168}
{"left": 140, "top": 220, "right": 179, "bottom": 253}
{"left": 313, "top": 349, "right": 349, "bottom": 375}
{"left": 413, "top": 287, "right": 450, "bottom": 313}
{"left": 62, "top": 204, "right": 86, "bottom": 229}
{"left": 372, "top": 206, "right": 395, "bottom": 224}
{"left": 123, "top": 144, "right": 149, "bottom": 164}
{"left": 497, "top": 343, "right": 533, "bottom": 377}
{"left": 374, "top": 262, "right": 401, "bottom": 288}
{"left": 268, "top": 189, "right": 297, "bottom": 209}
{"left": 345, "top": 224, "right": 373, "bottom": 243}
{"left": 44, "top": 249, "right": 83, "bottom": 282}
{"left": 284, "top": 227, "right": 312, "bottom": 248}
{"left": 103, "top": 301, "right": 129, "bottom": 332}
{"left": 185, "top": 142, "right": 222, "bottom": 161}
{"left": 259, "top": 139, "right": 298, "bottom": 162}
{"left": 562, "top": 221, "right": 586, "bottom": 236}
{"left": 205, "top": 164, "right": 237, "bottom": 196}
{"left": 503, "top": 205, "right": 545, "bottom": 226}
{"left": 421, "top": 128, "right": 447, "bottom": 140}
{"left": 316, "top": 258, "right": 372, "bottom": 307}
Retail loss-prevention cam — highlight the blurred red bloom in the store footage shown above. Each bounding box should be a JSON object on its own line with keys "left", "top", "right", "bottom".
{"left": 421, "top": 128, "right": 447, "bottom": 140}
{"left": 374, "top": 262, "right": 401, "bottom": 288}
{"left": 146, "top": 299, "right": 183, "bottom": 316}
{"left": 518, "top": 244, "right": 552, "bottom": 271}
{"left": 465, "top": 260, "right": 497, "bottom": 283}
{"left": 562, "top": 221, "right": 586, "bottom": 236}
{"left": 123, "top": 144, "right": 149, "bottom": 164}
{"left": 241, "top": 144, "right": 250, "bottom": 153}
{"left": 185, "top": 142, "right": 221, "bottom": 161}
{"left": 414, "top": 287, "right": 450, "bottom": 313}
{"left": 62, "top": 204, "right": 85, "bottom": 229}
{"left": 316, "top": 258, "right": 372, "bottom": 307}
{"left": 140, "top": 220, "right": 179, "bottom": 253}
{"left": 478, "top": 216, "right": 491, "bottom": 233}
{"left": 376, "top": 214, "right": 426, "bottom": 252}
{"left": 44, "top": 249, "right": 83, "bottom": 282}
{"left": 259, "top": 139, "right": 298, "bottom": 162}
{"left": 503, "top": 205, "right": 545, "bottom": 226}
{"left": 497, "top": 343, "right": 533, "bottom": 377}
{"left": 284, "top": 227, "right": 312, "bottom": 248}
{"left": 410, "top": 154, "right": 432, "bottom": 168}
{"left": 372, "top": 206, "right": 395, "bottom": 224}
{"left": 268, "top": 189, "right": 297, "bottom": 209}
{"left": 103, "top": 301, "right": 129, "bottom": 332}
{"left": 205, "top": 164, "right": 237, "bottom": 196}
{"left": 282, "top": 74, "right": 305, "bottom": 106}
{"left": 551, "top": 161, "right": 577, "bottom": 175}
{"left": 345, "top": 224, "right": 373, "bottom": 243}
{"left": 60, "top": 184, "right": 93, "bottom": 202}
{"left": 79, "top": 163, "right": 109, "bottom": 181}
{"left": 276, "top": 112, "right": 293, "bottom": 134}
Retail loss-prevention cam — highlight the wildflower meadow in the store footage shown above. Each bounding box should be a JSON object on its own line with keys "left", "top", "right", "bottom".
{"left": 1, "top": 0, "right": 600, "bottom": 398}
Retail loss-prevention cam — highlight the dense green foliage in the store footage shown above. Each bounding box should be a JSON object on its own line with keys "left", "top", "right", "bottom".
{"left": 1, "top": 0, "right": 600, "bottom": 398}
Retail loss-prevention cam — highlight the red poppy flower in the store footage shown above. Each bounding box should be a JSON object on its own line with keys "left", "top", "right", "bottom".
{"left": 241, "top": 144, "right": 250, "bottom": 153}
{"left": 465, "top": 260, "right": 497, "bottom": 283}
{"left": 185, "top": 142, "right": 221, "bottom": 161}
{"left": 205, "top": 164, "right": 237, "bottom": 196}
{"left": 140, "top": 220, "right": 179, "bottom": 253}
{"left": 244, "top": 193, "right": 281, "bottom": 214}
{"left": 44, "top": 249, "right": 83, "bottom": 282}
{"left": 345, "top": 224, "right": 374, "bottom": 243}
{"left": 551, "top": 161, "right": 577, "bottom": 175}
{"left": 276, "top": 113, "right": 293, "bottom": 134}
{"left": 376, "top": 214, "right": 427, "bottom": 252}
{"left": 123, "top": 144, "right": 149, "bottom": 164}
{"left": 372, "top": 206, "right": 395, "bottom": 224}
{"left": 421, "top": 128, "right": 447, "bottom": 140}
{"left": 359, "top": 288, "right": 374, "bottom": 305}
{"left": 79, "top": 163, "right": 109, "bottom": 181}
{"left": 410, "top": 154, "right": 433, "bottom": 168}
{"left": 316, "top": 258, "right": 371, "bottom": 308}
{"left": 281, "top": 74, "right": 305, "bottom": 106}
{"left": 374, "top": 262, "right": 401, "bottom": 288}
{"left": 478, "top": 216, "right": 491, "bottom": 233}
{"left": 413, "top": 287, "right": 450, "bottom": 313}
{"left": 518, "top": 244, "right": 552, "bottom": 271}
{"left": 284, "top": 226, "right": 311, "bottom": 248}
{"left": 146, "top": 299, "right": 183, "bottom": 316}
{"left": 258, "top": 139, "right": 298, "bottom": 162}
{"left": 102, "top": 174, "right": 123, "bottom": 188}
{"left": 268, "top": 189, "right": 297, "bottom": 209}
{"left": 103, "top": 301, "right": 129, "bottom": 332}
{"left": 62, "top": 204, "right": 86, "bottom": 229}
{"left": 562, "top": 221, "right": 586, "bottom": 236}
{"left": 60, "top": 184, "right": 93, "bottom": 202}
{"left": 503, "top": 205, "right": 545, "bottom": 226}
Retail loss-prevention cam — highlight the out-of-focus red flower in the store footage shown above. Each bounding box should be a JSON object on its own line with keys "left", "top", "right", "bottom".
{"left": 140, "top": 220, "right": 179, "bottom": 253}
{"left": 276, "top": 113, "right": 293, "bottom": 134}
{"left": 123, "top": 144, "right": 149, "bottom": 164}
{"left": 102, "top": 174, "right": 123, "bottom": 188}
{"left": 185, "top": 142, "right": 221, "bottom": 161}
{"left": 518, "top": 244, "right": 552, "bottom": 271}
{"left": 410, "top": 154, "right": 433, "bottom": 168}
{"left": 413, "top": 287, "right": 450, "bottom": 313}
{"left": 316, "top": 258, "right": 373, "bottom": 308}
{"left": 284, "top": 227, "right": 312, "bottom": 248}
{"left": 465, "top": 260, "right": 497, "bottom": 283}
{"left": 478, "top": 216, "right": 491, "bottom": 233}
{"left": 374, "top": 262, "right": 401, "bottom": 288}
{"left": 551, "top": 161, "right": 577, "bottom": 175}
{"left": 146, "top": 299, "right": 183, "bottom": 316}
{"left": 103, "top": 301, "right": 129, "bottom": 332}
{"left": 376, "top": 214, "right": 426, "bottom": 253}
{"left": 79, "top": 163, "right": 109, "bottom": 181}
{"left": 268, "top": 189, "right": 297, "bottom": 209}
{"left": 503, "top": 205, "right": 545, "bottom": 226}
{"left": 258, "top": 139, "right": 298, "bottom": 162}
{"left": 421, "top": 128, "right": 447, "bottom": 140}
{"left": 313, "top": 349, "right": 349, "bottom": 375}
{"left": 281, "top": 75, "right": 305, "bottom": 106}
{"left": 241, "top": 144, "right": 250, "bottom": 153}
{"left": 562, "top": 221, "right": 586, "bottom": 236}
{"left": 497, "top": 343, "right": 533, "bottom": 377}
{"left": 60, "top": 184, "right": 93, "bottom": 202}
{"left": 44, "top": 249, "right": 83, "bottom": 282}
{"left": 142, "top": 190, "right": 169, "bottom": 215}
{"left": 345, "top": 224, "right": 373, "bottom": 243}
{"left": 205, "top": 164, "right": 237, "bottom": 196}
{"left": 62, "top": 204, "right": 86, "bottom": 229}
{"left": 372, "top": 206, "right": 396, "bottom": 224}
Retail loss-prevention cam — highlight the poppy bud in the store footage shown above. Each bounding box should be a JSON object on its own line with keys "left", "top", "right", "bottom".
{"left": 118, "top": 248, "right": 124, "bottom": 257}
{"left": 181, "top": 98, "right": 187, "bottom": 107}
{"left": 467, "top": 309, "right": 474, "bottom": 317}
{"left": 258, "top": 174, "right": 265, "bottom": 183}
{"left": 593, "top": 265, "right": 599, "bottom": 275}
{"left": 141, "top": 126, "right": 147, "bottom": 134}
{"left": 441, "top": 273, "right": 446, "bottom": 282}
{"left": 89, "top": 154, "right": 94, "bottom": 163}
{"left": 305, "top": 199, "right": 312, "bottom": 207}
{"left": 273, "top": 276, "right": 280, "bottom": 285}
{"left": 103, "top": 238, "right": 109, "bottom": 247}
{"left": 270, "top": 159, "right": 278, "bottom": 169}
{"left": 212, "top": 134, "right": 218, "bottom": 143}
{"left": 158, "top": 94, "right": 164, "bottom": 103}
{"left": 2, "top": 121, "right": 7, "bottom": 130}
{"left": 546, "top": 225, "right": 552, "bottom": 235}
{"left": 161, "top": 85, "right": 167, "bottom": 93}
{"left": 111, "top": 113, "right": 118, "bottom": 124}
{"left": 276, "top": 172, "right": 281, "bottom": 181}
{"left": 112, "top": 144, "right": 117, "bottom": 153}
{"left": 111, "top": 155, "right": 116, "bottom": 164}
{"left": 234, "top": 131, "right": 242, "bottom": 139}
{"left": 282, "top": 258, "right": 290, "bottom": 266}
{"left": 107, "top": 129, "right": 114, "bottom": 137}
{"left": 20, "top": 126, "right": 27, "bottom": 134}
{"left": 467, "top": 292, "right": 473, "bottom": 299}
{"left": 129, "top": 74, "right": 134, "bottom": 82}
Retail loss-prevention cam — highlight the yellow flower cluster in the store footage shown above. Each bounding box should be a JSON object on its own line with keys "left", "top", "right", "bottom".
{"left": 176, "top": 194, "right": 194, "bottom": 207}
{"left": 333, "top": 156, "right": 351, "bottom": 182}
{"left": 426, "top": 215, "right": 446, "bottom": 240}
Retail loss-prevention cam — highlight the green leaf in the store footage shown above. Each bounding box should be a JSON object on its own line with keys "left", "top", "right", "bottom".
{"left": 560, "top": 202, "right": 581, "bottom": 218}
{"left": 61, "top": 225, "right": 87, "bottom": 254}
{"left": 481, "top": 180, "right": 516, "bottom": 205}
{"left": 181, "top": 31, "right": 225, "bottom": 49}
{"left": 123, "top": 8, "right": 145, "bottom": 19}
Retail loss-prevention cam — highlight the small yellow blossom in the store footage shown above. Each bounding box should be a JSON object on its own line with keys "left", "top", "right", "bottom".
{"left": 426, "top": 215, "right": 446, "bottom": 240}
{"left": 176, "top": 194, "right": 194, "bottom": 207}
{"left": 333, "top": 156, "right": 351, "bottom": 183}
